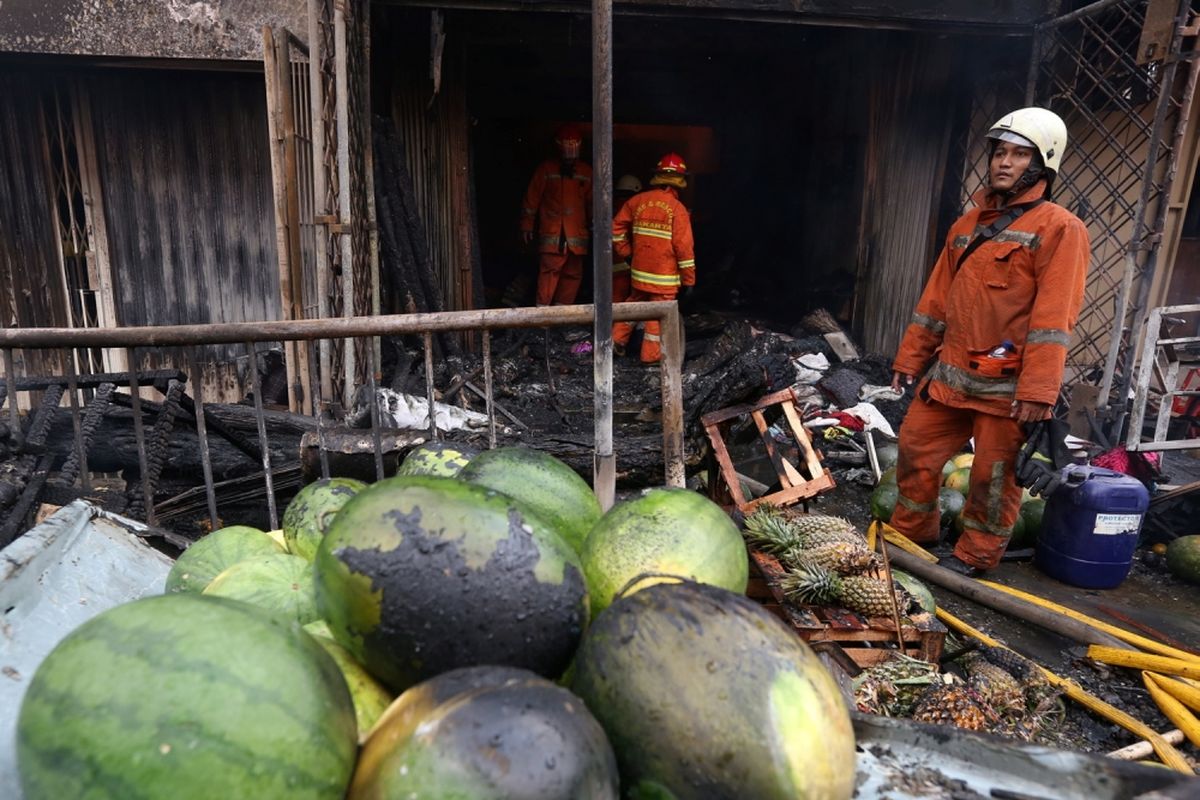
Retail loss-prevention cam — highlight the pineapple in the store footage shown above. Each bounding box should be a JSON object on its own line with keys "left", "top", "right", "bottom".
{"left": 778, "top": 541, "right": 879, "bottom": 575}
{"left": 911, "top": 681, "right": 994, "bottom": 731}
{"left": 964, "top": 656, "right": 1025, "bottom": 712}
{"left": 853, "top": 654, "right": 939, "bottom": 717}
{"left": 785, "top": 513, "right": 863, "bottom": 544}
{"left": 980, "top": 645, "right": 1041, "bottom": 683}
{"left": 781, "top": 564, "right": 902, "bottom": 617}
{"left": 742, "top": 507, "right": 804, "bottom": 553}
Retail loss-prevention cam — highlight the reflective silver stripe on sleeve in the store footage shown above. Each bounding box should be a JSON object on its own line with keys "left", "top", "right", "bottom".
{"left": 1027, "top": 328, "right": 1070, "bottom": 346}
{"left": 911, "top": 312, "right": 946, "bottom": 334}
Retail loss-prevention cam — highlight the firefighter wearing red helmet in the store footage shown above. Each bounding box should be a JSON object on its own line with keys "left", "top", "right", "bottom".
{"left": 889, "top": 107, "right": 1089, "bottom": 576}
{"left": 611, "top": 153, "right": 696, "bottom": 363}
{"left": 519, "top": 123, "right": 593, "bottom": 306}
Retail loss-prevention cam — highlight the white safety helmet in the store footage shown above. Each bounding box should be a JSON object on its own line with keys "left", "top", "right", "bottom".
{"left": 987, "top": 107, "right": 1068, "bottom": 177}
{"left": 615, "top": 174, "right": 643, "bottom": 194}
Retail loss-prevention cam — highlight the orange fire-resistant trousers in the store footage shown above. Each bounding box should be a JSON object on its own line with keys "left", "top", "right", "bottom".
{"left": 613, "top": 288, "right": 672, "bottom": 363}
{"left": 536, "top": 251, "right": 583, "bottom": 306}
{"left": 613, "top": 269, "right": 632, "bottom": 303}
{"left": 892, "top": 391, "right": 1026, "bottom": 570}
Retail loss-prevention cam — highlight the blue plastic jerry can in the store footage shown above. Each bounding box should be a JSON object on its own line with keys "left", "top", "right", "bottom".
{"left": 1034, "top": 466, "right": 1150, "bottom": 590}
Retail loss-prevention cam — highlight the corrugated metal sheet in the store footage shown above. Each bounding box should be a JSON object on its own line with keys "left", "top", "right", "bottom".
{"left": 87, "top": 69, "right": 281, "bottom": 375}
{"left": 392, "top": 39, "right": 474, "bottom": 313}
{"left": 0, "top": 70, "right": 69, "bottom": 387}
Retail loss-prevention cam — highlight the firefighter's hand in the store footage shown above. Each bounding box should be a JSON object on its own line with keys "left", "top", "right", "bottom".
{"left": 1011, "top": 400, "right": 1052, "bottom": 422}
{"left": 891, "top": 371, "right": 914, "bottom": 393}
{"left": 522, "top": 231, "right": 533, "bottom": 245}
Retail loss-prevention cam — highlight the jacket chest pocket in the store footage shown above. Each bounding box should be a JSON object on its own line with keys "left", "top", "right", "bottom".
{"left": 974, "top": 241, "right": 1025, "bottom": 289}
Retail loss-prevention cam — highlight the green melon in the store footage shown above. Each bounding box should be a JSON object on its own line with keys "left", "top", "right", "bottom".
{"left": 203, "top": 553, "right": 319, "bottom": 625}
{"left": 395, "top": 441, "right": 479, "bottom": 478}
{"left": 870, "top": 482, "right": 899, "bottom": 523}
{"left": 164, "top": 526, "right": 284, "bottom": 594}
{"left": 315, "top": 475, "right": 588, "bottom": 692}
{"left": 303, "top": 621, "right": 394, "bottom": 739}
{"left": 458, "top": 446, "right": 601, "bottom": 553}
{"left": 942, "top": 459, "right": 958, "bottom": 481}
{"left": 351, "top": 670, "right": 618, "bottom": 799}
{"left": 938, "top": 487, "right": 966, "bottom": 528}
{"left": 1015, "top": 499, "right": 1046, "bottom": 547}
{"left": 580, "top": 487, "right": 747, "bottom": 617}
{"left": 952, "top": 452, "right": 975, "bottom": 470}
{"left": 571, "top": 581, "right": 855, "bottom": 800}
{"left": 282, "top": 478, "right": 369, "bottom": 561}
{"left": 892, "top": 570, "right": 935, "bottom": 614}
{"left": 1165, "top": 535, "right": 1200, "bottom": 584}
{"left": 875, "top": 443, "right": 900, "bottom": 473}
{"left": 944, "top": 467, "right": 972, "bottom": 496}
{"left": 17, "top": 594, "right": 357, "bottom": 800}
{"left": 878, "top": 465, "right": 897, "bottom": 486}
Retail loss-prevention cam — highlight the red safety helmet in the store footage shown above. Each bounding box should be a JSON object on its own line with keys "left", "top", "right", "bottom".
{"left": 654, "top": 153, "right": 688, "bottom": 175}
{"left": 555, "top": 123, "right": 584, "bottom": 159}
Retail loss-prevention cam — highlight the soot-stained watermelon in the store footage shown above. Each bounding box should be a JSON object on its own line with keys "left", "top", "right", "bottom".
{"left": 395, "top": 441, "right": 479, "bottom": 478}
{"left": 571, "top": 580, "right": 855, "bottom": 800}
{"left": 351, "top": 669, "right": 618, "bottom": 799}
{"left": 314, "top": 475, "right": 588, "bottom": 692}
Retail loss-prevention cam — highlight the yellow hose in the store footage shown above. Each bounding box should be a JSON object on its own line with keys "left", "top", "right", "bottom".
{"left": 868, "top": 521, "right": 938, "bottom": 563}
{"left": 936, "top": 607, "right": 1194, "bottom": 774}
{"left": 978, "top": 580, "right": 1200, "bottom": 663}
{"left": 1148, "top": 673, "right": 1200, "bottom": 714}
{"left": 1086, "top": 646, "right": 1200, "bottom": 680}
{"left": 1143, "top": 673, "right": 1200, "bottom": 750}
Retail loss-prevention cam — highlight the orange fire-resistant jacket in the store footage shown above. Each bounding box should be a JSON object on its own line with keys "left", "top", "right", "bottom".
{"left": 520, "top": 160, "right": 593, "bottom": 255}
{"left": 893, "top": 180, "right": 1089, "bottom": 416}
{"left": 611, "top": 186, "right": 696, "bottom": 295}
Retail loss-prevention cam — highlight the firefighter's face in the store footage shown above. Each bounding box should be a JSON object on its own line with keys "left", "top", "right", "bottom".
{"left": 990, "top": 141, "right": 1036, "bottom": 191}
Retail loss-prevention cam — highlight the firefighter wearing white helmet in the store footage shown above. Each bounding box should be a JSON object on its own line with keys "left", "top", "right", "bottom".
{"left": 611, "top": 175, "right": 643, "bottom": 301}
{"left": 986, "top": 107, "right": 1068, "bottom": 196}
{"left": 888, "top": 106, "right": 1089, "bottom": 576}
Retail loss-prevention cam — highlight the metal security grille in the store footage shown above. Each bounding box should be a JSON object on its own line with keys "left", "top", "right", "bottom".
{"left": 1024, "top": 0, "right": 1196, "bottom": 434}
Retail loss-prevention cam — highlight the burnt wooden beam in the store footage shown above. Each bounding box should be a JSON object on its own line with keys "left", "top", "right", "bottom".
{"left": 0, "top": 369, "right": 186, "bottom": 393}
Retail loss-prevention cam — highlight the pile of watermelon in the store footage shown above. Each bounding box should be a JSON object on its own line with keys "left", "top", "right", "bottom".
{"left": 16, "top": 442, "right": 856, "bottom": 800}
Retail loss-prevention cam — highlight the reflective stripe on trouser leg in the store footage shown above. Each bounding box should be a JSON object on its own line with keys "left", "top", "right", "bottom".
{"left": 954, "top": 411, "right": 1026, "bottom": 569}
{"left": 536, "top": 251, "right": 569, "bottom": 306}
{"left": 640, "top": 320, "right": 663, "bottom": 363}
{"left": 612, "top": 287, "right": 647, "bottom": 347}
{"left": 551, "top": 252, "right": 584, "bottom": 305}
{"left": 891, "top": 392, "right": 973, "bottom": 544}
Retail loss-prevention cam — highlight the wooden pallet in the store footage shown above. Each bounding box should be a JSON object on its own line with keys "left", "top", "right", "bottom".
{"left": 749, "top": 549, "right": 946, "bottom": 668}
{"left": 701, "top": 387, "right": 835, "bottom": 512}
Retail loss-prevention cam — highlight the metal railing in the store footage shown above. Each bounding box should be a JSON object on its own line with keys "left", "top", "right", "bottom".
{"left": 0, "top": 302, "right": 685, "bottom": 540}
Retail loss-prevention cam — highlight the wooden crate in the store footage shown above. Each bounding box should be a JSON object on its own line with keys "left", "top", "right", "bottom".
{"left": 749, "top": 550, "right": 946, "bottom": 668}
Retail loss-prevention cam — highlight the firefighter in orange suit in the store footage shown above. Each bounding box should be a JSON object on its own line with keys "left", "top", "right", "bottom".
{"left": 889, "top": 107, "right": 1089, "bottom": 575}
{"left": 612, "top": 174, "right": 643, "bottom": 302}
{"left": 611, "top": 153, "right": 695, "bottom": 363}
{"left": 520, "top": 124, "right": 592, "bottom": 306}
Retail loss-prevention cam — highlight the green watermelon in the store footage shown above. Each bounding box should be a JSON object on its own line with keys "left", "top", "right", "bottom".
{"left": 1165, "top": 535, "right": 1200, "bottom": 584}
{"left": 1015, "top": 499, "right": 1045, "bottom": 547}
{"left": 878, "top": 465, "right": 897, "bottom": 486}
{"left": 164, "top": 525, "right": 284, "bottom": 594}
{"left": 892, "top": 570, "right": 935, "bottom": 614}
{"left": 351, "top": 670, "right": 618, "bottom": 799}
{"left": 875, "top": 443, "right": 899, "bottom": 473}
{"left": 580, "top": 487, "right": 747, "bottom": 616}
{"left": 395, "top": 441, "right": 479, "bottom": 478}
{"left": 315, "top": 475, "right": 588, "bottom": 692}
{"left": 870, "top": 482, "right": 899, "bottom": 522}
{"left": 942, "top": 459, "right": 958, "bottom": 481}
{"left": 938, "top": 487, "right": 966, "bottom": 527}
{"left": 17, "top": 594, "right": 357, "bottom": 800}
{"left": 458, "top": 446, "right": 601, "bottom": 553}
{"left": 571, "top": 581, "right": 855, "bottom": 800}
{"left": 303, "top": 621, "right": 394, "bottom": 739}
{"left": 282, "top": 478, "right": 368, "bottom": 561}
{"left": 203, "top": 553, "right": 319, "bottom": 625}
